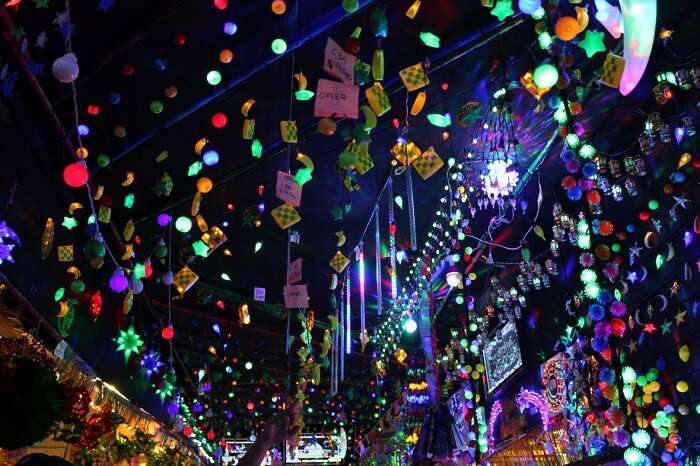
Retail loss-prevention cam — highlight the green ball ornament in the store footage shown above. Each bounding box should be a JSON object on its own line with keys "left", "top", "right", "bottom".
{"left": 70, "top": 279, "right": 86, "bottom": 294}
{"left": 96, "top": 154, "right": 110, "bottom": 167}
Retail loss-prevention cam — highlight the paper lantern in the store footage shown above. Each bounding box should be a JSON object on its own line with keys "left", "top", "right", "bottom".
{"left": 63, "top": 162, "right": 89, "bottom": 188}
{"left": 555, "top": 16, "right": 580, "bottom": 41}
{"left": 318, "top": 117, "right": 337, "bottom": 136}
{"left": 165, "top": 86, "right": 178, "bottom": 98}
{"left": 197, "top": 177, "right": 213, "bottom": 193}
{"left": 52, "top": 53, "right": 80, "bottom": 83}
{"left": 161, "top": 325, "right": 175, "bottom": 340}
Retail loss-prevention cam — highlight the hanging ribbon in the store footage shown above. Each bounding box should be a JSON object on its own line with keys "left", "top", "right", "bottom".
{"left": 374, "top": 207, "right": 382, "bottom": 315}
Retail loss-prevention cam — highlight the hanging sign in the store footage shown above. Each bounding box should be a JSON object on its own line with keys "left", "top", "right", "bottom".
{"left": 253, "top": 287, "right": 266, "bottom": 302}
{"left": 276, "top": 171, "right": 302, "bottom": 207}
{"left": 284, "top": 284, "right": 309, "bottom": 308}
{"left": 483, "top": 320, "right": 523, "bottom": 395}
{"left": 324, "top": 38, "right": 356, "bottom": 84}
{"left": 314, "top": 79, "right": 359, "bottom": 119}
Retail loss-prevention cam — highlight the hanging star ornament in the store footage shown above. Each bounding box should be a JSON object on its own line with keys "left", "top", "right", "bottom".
{"left": 628, "top": 340, "right": 637, "bottom": 353}
{"left": 628, "top": 242, "right": 642, "bottom": 265}
{"left": 115, "top": 325, "right": 144, "bottom": 362}
{"left": 578, "top": 30, "right": 607, "bottom": 57}
{"left": 62, "top": 216, "right": 78, "bottom": 230}
{"left": 660, "top": 319, "right": 673, "bottom": 335}
{"left": 155, "top": 380, "right": 175, "bottom": 402}
{"left": 33, "top": 0, "right": 49, "bottom": 7}
{"left": 675, "top": 310, "right": 687, "bottom": 326}
{"left": 490, "top": 0, "right": 514, "bottom": 21}
{"left": 669, "top": 281, "right": 681, "bottom": 296}
{"left": 643, "top": 322, "right": 657, "bottom": 334}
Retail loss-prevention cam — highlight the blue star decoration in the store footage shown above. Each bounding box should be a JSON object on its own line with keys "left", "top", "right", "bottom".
{"left": 1, "top": 71, "right": 18, "bottom": 98}
{"left": 98, "top": 0, "right": 115, "bottom": 11}
{"left": 27, "top": 60, "right": 44, "bottom": 76}
{"left": 578, "top": 30, "right": 606, "bottom": 58}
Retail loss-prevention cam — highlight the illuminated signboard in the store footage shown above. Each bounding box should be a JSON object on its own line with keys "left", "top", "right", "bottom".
{"left": 223, "top": 430, "right": 346, "bottom": 465}
{"left": 483, "top": 321, "right": 523, "bottom": 395}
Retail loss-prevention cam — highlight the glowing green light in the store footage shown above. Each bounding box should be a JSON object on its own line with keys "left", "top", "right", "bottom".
{"left": 251, "top": 139, "right": 263, "bottom": 158}
{"left": 533, "top": 63, "right": 559, "bottom": 89}
{"left": 655, "top": 254, "right": 665, "bottom": 269}
{"left": 623, "top": 386, "right": 634, "bottom": 400}
{"left": 580, "top": 269, "right": 597, "bottom": 284}
{"left": 584, "top": 282, "right": 601, "bottom": 299}
{"left": 553, "top": 107, "right": 568, "bottom": 124}
{"left": 419, "top": 32, "right": 441, "bottom": 48}
{"left": 631, "top": 429, "right": 651, "bottom": 449}
{"left": 124, "top": 193, "right": 135, "bottom": 208}
{"left": 531, "top": 6, "right": 545, "bottom": 19}
{"left": 490, "top": 0, "right": 514, "bottom": 21}
{"left": 403, "top": 317, "right": 417, "bottom": 334}
{"left": 427, "top": 113, "right": 452, "bottom": 127}
{"left": 133, "top": 263, "right": 146, "bottom": 280}
{"left": 54, "top": 287, "right": 65, "bottom": 302}
{"left": 577, "top": 234, "right": 591, "bottom": 249}
{"left": 206, "top": 70, "right": 222, "bottom": 86}
{"left": 460, "top": 338, "right": 468, "bottom": 348}
{"left": 468, "top": 323, "right": 478, "bottom": 332}
{"left": 565, "top": 133, "right": 580, "bottom": 149}
{"left": 611, "top": 243, "right": 621, "bottom": 253}
{"left": 245, "top": 361, "right": 253, "bottom": 370}
{"left": 579, "top": 144, "right": 596, "bottom": 159}
{"left": 455, "top": 295, "right": 464, "bottom": 305}
{"left": 116, "top": 325, "right": 144, "bottom": 362}
{"left": 538, "top": 31, "right": 552, "bottom": 49}
{"left": 622, "top": 366, "right": 637, "bottom": 383}
{"left": 192, "top": 240, "right": 209, "bottom": 257}
{"left": 295, "top": 89, "right": 314, "bottom": 101}
{"left": 294, "top": 167, "right": 313, "bottom": 186}
{"left": 271, "top": 38, "right": 287, "bottom": 54}
{"left": 221, "top": 273, "right": 231, "bottom": 281}
{"left": 648, "top": 199, "right": 659, "bottom": 210}
{"left": 254, "top": 242, "right": 263, "bottom": 253}
{"left": 175, "top": 216, "right": 193, "bottom": 233}
{"left": 623, "top": 447, "right": 644, "bottom": 466}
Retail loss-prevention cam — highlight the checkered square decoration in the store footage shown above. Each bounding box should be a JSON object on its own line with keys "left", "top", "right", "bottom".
{"left": 202, "top": 226, "right": 227, "bottom": 252}
{"left": 390, "top": 140, "right": 422, "bottom": 166}
{"left": 520, "top": 71, "right": 547, "bottom": 100}
{"left": 413, "top": 146, "right": 445, "bottom": 180}
{"left": 57, "top": 245, "right": 74, "bottom": 262}
{"left": 98, "top": 205, "right": 111, "bottom": 223}
{"left": 280, "top": 120, "right": 298, "bottom": 143}
{"left": 365, "top": 82, "right": 391, "bottom": 117}
{"left": 173, "top": 265, "right": 198, "bottom": 295}
{"left": 352, "top": 142, "right": 374, "bottom": 175}
{"left": 329, "top": 251, "right": 350, "bottom": 274}
{"left": 271, "top": 203, "right": 301, "bottom": 230}
{"left": 600, "top": 52, "right": 625, "bottom": 88}
{"left": 399, "top": 63, "right": 429, "bottom": 92}
{"left": 242, "top": 118, "right": 255, "bottom": 140}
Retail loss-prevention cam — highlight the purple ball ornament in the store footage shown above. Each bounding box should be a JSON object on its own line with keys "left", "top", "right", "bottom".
{"left": 609, "top": 301, "right": 627, "bottom": 317}
{"left": 109, "top": 268, "right": 129, "bottom": 293}
{"left": 565, "top": 159, "right": 581, "bottom": 174}
{"left": 157, "top": 213, "right": 171, "bottom": 227}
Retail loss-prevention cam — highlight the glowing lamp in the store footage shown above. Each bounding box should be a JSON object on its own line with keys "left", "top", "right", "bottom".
{"left": 161, "top": 325, "right": 175, "bottom": 340}
{"left": 271, "top": 0, "right": 286, "bottom": 14}
{"left": 196, "top": 177, "right": 213, "bottom": 193}
{"left": 214, "top": 0, "right": 227, "bottom": 9}
{"left": 533, "top": 63, "right": 559, "bottom": 89}
{"left": 245, "top": 361, "right": 253, "bottom": 370}
{"left": 52, "top": 52, "right": 79, "bottom": 83}
{"left": 219, "top": 49, "right": 234, "bottom": 63}
{"left": 175, "top": 216, "right": 192, "bottom": 233}
{"left": 403, "top": 317, "right": 417, "bottom": 334}
{"left": 109, "top": 268, "right": 129, "bottom": 293}
{"left": 223, "top": 22, "right": 237, "bottom": 35}
{"left": 63, "top": 162, "right": 89, "bottom": 188}
{"left": 206, "top": 70, "right": 222, "bottom": 85}
{"left": 446, "top": 269, "right": 463, "bottom": 288}
{"left": 202, "top": 150, "right": 220, "bottom": 166}
{"left": 211, "top": 113, "right": 228, "bottom": 128}
{"left": 157, "top": 213, "right": 171, "bottom": 227}
{"left": 271, "top": 38, "right": 287, "bottom": 54}
{"left": 554, "top": 16, "right": 579, "bottom": 41}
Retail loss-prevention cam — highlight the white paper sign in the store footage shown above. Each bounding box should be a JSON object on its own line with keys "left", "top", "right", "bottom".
{"left": 284, "top": 284, "right": 309, "bottom": 309}
{"left": 314, "top": 79, "right": 359, "bottom": 119}
{"left": 253, "top": 287, "right": 266, "bottom": 302}
{"left": 287, "top": 258, "right": 302, "bottom": 285}
{"left": 275, "top": 171, "right": 302, "bottom": 207}
{"left": 324, "top": 38, "right": 356, "bottom": 84}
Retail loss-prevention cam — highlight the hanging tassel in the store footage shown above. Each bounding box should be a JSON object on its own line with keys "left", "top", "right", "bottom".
{"left": 406, "top": 160, "right": 418, "bottom": 251}
{"left": 374, "top": 207, "right": 382, "bottom": 315}
{"left": 387, "top": 177, "right": 398, "bottom": 300}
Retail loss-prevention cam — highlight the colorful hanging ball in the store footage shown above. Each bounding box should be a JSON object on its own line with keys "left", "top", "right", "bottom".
{"left": 554, "top": 16, "right": 579, "bottom": 41}
{"left": 150, "top": 100, "right": 164, "bottom": 114}
{"left": 86, "top": 104, "right": 100, "bottom": 116}
{"left": 161, "top": 325, "right": 175, "bottom": 340}
{"left": 109, "top": 92, "right": 121, "bottom": 104}
{"left": 678, "top": 345, "right": 690, "bottom": 362}
{"left": 174, "top": 33, "right": 187, "bottom": 46}
{"left": 676, "top": 381, "right": 688, "bottom": 393}
{"left": 70, "top": 279, "right": 86, "bottom": 294}
{"left": 533, "top": 63, "right": 559, "bottom": 89}
{"left": 219, "top": 49, "right": 234, "bottom": 63}
{"left": 342, "top": 0, "right": 359, "bottom": 13}
{"left": 214, "top": 0, "right": 228, "bottom": 9}
{"left": 567, "top": 186, "right": 582, "bottom": 201}
{"left": 51, "top": 52, "right": 80, "bottom": 83}
{"left": 153, "top": 58, "right": 167, "bottom": 71}
{"left": 63, "top": 162, "right": 89, "bottom": 188}
{"left": 197, "top": 177, "right": 213, "bottom": 193}
{"left": 271, "top": 0, "right": 286, "bottom": 14}
{"left": 165, "top": 86, "right": 178, "bottom": 98}
{"left": 211, "top": 112, "right": 228, "bottom": 128}
{"left": 109, "top": 268, "right": 129, "bottom": 293}
{"left": 114, "top": 126, "right": 127, "bottom": 138}
{"left": 121, "top": 63, "right": 135, "bottom": 77}
{"left": 610, "top": 318, "right": 626, "bottom": 337}
{"left": 319, "top": 117, "right": 337, "bottom": 136}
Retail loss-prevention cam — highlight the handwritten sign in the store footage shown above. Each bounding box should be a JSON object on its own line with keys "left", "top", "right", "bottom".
{"left": 275, "top": 170, "right": 302, "bottom": 207}
{"left": 253, "top": 287, "right": 266, "bottom": 302}
{"left": 287, "top": 258, "right": 302, "bottom": 285}
{"left": 324, "top": 38, "right": 356, "bottom": 84}
{"left": 284, "top": 284, "right": 309, "bottom": 309}
{"left": 314, "top": 79, "right": 359, "bottom": 119}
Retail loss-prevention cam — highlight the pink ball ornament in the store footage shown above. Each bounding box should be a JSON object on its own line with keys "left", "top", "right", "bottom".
{"left": 63, "top": 162, "right": 89, "bottom": 188}
{"left": 52, "top": 53, "right": 80, "bottom": 83}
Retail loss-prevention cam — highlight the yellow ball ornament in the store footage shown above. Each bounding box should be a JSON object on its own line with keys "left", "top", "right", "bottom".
{"left": 676, "top": 380, "right": 689, "bottom": 393}
{"left": 196, "top": 177, "right": 213, "bottom": 193}
{"left": 679, "top": 344, "right": 690, "bottom": 362}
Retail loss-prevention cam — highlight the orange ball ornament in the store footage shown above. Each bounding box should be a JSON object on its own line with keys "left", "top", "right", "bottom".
{"left": 197, "top": 177, "right": 213, "bottom": 193}
{"left": 271, "top": 0, "right": 286, "bottom": 14}
{"left": 219, "top": 49, "right": 234, "bottom": 64}
{"left": 594, "top": 244, "right": 611, "bottom": 261}
{"left": 555, "top": 16, "right": 580, "bottom": 41}
{"left": 164, "top": 86, "right": 178, "bottom": 98}
{"left": 318, "top": 117, "right": 337, "bottom": 136}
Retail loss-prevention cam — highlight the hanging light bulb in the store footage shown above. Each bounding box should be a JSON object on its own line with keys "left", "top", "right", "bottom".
{"left": 403, "top": 317, "right": 417, "bottom": 334}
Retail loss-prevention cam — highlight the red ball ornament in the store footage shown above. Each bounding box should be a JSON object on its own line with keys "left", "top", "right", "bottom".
{"left": 246, "top": 402, "right": 255, "bottom": 410}
{"left": 87, "top": 104, "right": 100, "bottom": 116}
{"left": 610, "top": 318, "right": 626, "bottom": 337}
{"left": 63, "top": 162, "right": 89, "bottom": 188}
{"left": 121, "top": 63, "right": 135, "bottom": 77}
{"left": 343, "top": 36, "right": 360, "bottom": 54}
{"left": 183, "top": 426, "right": 193, "bottom": 437}
{"left": 211, "top": 112, "right": 228, "bottom": 128}
{"left": 174, "top": 33, "right": 187, "bottom": 46}
{"left": 207, "top": 430, "right": 216, "bottom": 441}
{"left": 638, "top": 211, "right": 650, "bottom": 221}
{"left": 161, "top": 325, "right": 175, "bottom": 340}
{"left": 214, "top": 0, "right": 227, "bottom": 9}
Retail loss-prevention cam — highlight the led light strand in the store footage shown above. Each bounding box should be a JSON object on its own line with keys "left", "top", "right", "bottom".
{"left": 345, "top": 272, "right": 352, "bottom": 355}
{"left": 374, "top": 207, "right": 382, "bottom": 315}
{"left": 359, "top": 247, "right": 366, "bottom": 345}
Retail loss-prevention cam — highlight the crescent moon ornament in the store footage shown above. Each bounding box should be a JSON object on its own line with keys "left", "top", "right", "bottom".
{"left": 121, "top": 171, "right": 135, "bottom": 187}
{"left": 619, "top": 0, "right": 657, "bottom": 96}
{"left": 619, "top": 280, "right": 629, "bottom": 295}
{"left": 634, "top": 308, "right": 643, "bottom": 325}
{"left": 194, "top": 138, "right": 208, "bottom": 155}
{"left": 68, "top": 202, "right": 83, "bottom": 214}
{"left": 93, "top": 185, "right": 104, "bottom": 200}
{"left": 639, "top": 266, "right": 648, "bottom": 282}
{"left": 643, "top": 231, "right": 654, "bottom": 248}
{"left": 57, "top": 301, "right": 70, "bottom": 318}
{"left": 575, "top": 6, "right": 590, "bottom": 33}
{"left": 666, "top": 243, "right": 675, "bottom": 262}
{"left": 657, "top": 294, "right": 668, "bottom": 312}
{"left": 120, "top": 243, "right": 134, "bottom": 260}
{"left": 66, "top": 266, "right": 81, "bottom": 279}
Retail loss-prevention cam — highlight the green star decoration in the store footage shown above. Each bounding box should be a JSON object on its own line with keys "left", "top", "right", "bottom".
{"left": 116, "top": 325, "right": 144, "bottom": 362}
{"left": 62, "top": 216, "right": 78, "bottom": 230}
{"left": 490, "top": 0, "right": 514, "bottom": 22}
{"left": 156, "top": 380, "right": 175, "bottom": 402}
{"left": 578, "top": 30, "right": 606, "bottom": 58}
{"left": 192, "top": 240, "right": 209, "bottom": 257}
{"left": 660, "top": 319, "right": 673, "bottom": 335}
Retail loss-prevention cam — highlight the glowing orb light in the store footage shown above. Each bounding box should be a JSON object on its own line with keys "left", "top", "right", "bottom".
{"left": 481, "top": 160, "right": 519, "bottom": 197}
{"left": 403, "top": 317, "right": 417, "bottom": 334}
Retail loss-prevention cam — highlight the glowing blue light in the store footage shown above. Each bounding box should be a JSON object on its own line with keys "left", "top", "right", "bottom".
{"left": 78, "top": 124, "right": 90, "bottom": 136}
{"left": 223, "top": 22, "right": 237, "bottom": 35}
{"left": 202, "top": 149, "right": 220, "bottom": 166}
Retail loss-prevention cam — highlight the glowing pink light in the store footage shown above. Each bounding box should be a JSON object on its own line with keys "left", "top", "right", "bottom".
{"left": 488, "top": 400, "right": 503, "bottom": 448}
{"left": 515, "top": 388, "right": 551, "bottom": 431}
